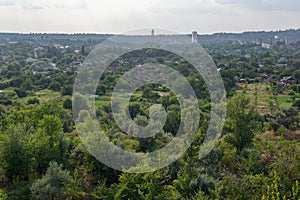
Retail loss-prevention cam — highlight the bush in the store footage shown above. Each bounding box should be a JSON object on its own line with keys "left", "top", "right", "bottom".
{"left": 27, "top": 98, "right": 40, "bottom": 105}
{"left": 0, "top": 80, "right": 10, "bottom": 90}
{"left": 63, "top": 98, "right": 72, "bottom": 110}
{"left": 31, "top": 162, "right": 71, "bottom": 200}
{"left": 276, "top": 126, "right": 289, "bottom": 136}
{"left": 61, "top": 85, "right": 73, "bottom": 96}
{"left": 292, "top": 98, "right": 300, "bottom": 109}
{"left": 0, "top": 191, "right": 7, "bottom": 200}
{"left": 288, "top": 90, "right": 296, "bottom": 96}
{"left": 48, "top": 82, "right": 61, "bottom": 92}
{"left": 14, "top": 88, "right": 27, "bottom": 98}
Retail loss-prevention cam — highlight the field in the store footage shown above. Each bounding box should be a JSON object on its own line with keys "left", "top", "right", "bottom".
{"left": 237, "top": 82, "right": 278, "bottom": 114}
{"left": 276, "top": 94, "right": 293, "bottom": 109}
{"left": 237, "top": 82, "right": 300, "bottom": 116}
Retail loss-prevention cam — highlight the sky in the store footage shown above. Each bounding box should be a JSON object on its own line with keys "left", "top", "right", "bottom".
{"left": 0, "top": 0, "right": 299, "bottom": 34}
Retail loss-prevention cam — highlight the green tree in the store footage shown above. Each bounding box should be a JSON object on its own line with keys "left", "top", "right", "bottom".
{"left": 0, "top": 125, "right": 31, "bottom": 181}
{"left": 99, "top": 172, "right": 165, "bottom": 200}
{"left": 48, "top": 81, "right": 61, "bottom": 92}
{"left": 61, "top": 85, "right": 73, "bottom": 96}
{"left": 7, "top": 61, "right": 21, "bottom": 72}
{"left": 261, "top": 171, "right": 300, "bottom": 200}
{"left": 30, "top": 115, "right": 67, "bottom": 175}
{"left": 292, "top": 70, "right": 300, "bottom": 83}
{"left": 31, "top": 161, "right": 71, "bottom": 200}
{"left": 14, "top": 88, "right": 27, "bottom": 98}
{"left": 21, "top": 78, "right": 33, "bottom": 91}
{"left": 65, "top": 169, "right": 85, "bottom": 200}
{"left": 216, "top": 173, "right": 269, "bottom": 200}
{"left": 27, "top": 98, "right": 40, "bottom": 105}
{"left": 173, "top": 161, "right": 215, "bottom": 198}
{"left": 63, "top": 98, "right": 72, "bottom": 110}
{"left": 224, "top": 93, "right": 255, "bottom": 154}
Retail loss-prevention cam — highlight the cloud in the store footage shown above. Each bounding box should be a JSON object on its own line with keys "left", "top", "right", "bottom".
{"left": 215, "top": 0, "right": 300, "bottom": 11}
{"left": 149, "top": 0, "right": 215, "bottom": 13}
{"left": 0, "top": 0, "right": 15, "bottom": 6}
{"left": 19, "top": 0, "right": 86, "bottom": 9}
{"left": 56, "top": 0, "right": 86, "bottom": 9}
{"left": 0, "top": 0, "right": 300, "bottom": 34}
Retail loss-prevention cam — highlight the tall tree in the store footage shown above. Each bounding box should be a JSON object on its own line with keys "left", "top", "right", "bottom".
{"left": 31, "top": 161, "right": 71, "bottom": 200}
{"left": 224, "top": 93, "right": 255, "bottom": 154}
{"left": 0, "top": 125, "right": 31, "bottom": 181}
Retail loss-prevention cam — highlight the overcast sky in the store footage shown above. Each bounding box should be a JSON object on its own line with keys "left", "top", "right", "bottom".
{"left": 0, "top": 0, "right": 299, "bottom": 34}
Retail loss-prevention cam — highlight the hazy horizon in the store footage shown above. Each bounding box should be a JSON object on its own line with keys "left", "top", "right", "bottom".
{"left": 0, "top": 27, "right": 299, "bottom": 35}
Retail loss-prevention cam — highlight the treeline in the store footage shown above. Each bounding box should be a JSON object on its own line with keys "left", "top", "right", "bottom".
{"left": 0, "top": 91, "right": 300, "bottom": 199}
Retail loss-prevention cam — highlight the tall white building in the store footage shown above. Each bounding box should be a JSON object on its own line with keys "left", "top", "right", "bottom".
{"left": 285, "top": 38, "right": 289, "bottom": 46}
{"left": 192, "top": 31, "right": 198, "bottom": 43}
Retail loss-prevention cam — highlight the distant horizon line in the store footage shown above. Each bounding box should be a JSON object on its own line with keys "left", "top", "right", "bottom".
{"left": 0, "top": 28, "right": 299, "bottom": 36}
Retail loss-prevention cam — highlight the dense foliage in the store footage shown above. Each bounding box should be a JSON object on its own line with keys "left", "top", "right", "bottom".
{"left": 0, "top": 31, "right": 300, "bottom": 199}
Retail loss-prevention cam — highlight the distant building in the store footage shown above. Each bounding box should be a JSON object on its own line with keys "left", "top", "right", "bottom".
{"left": 192, "top": 31, "right": 198, "bottom": 43}
{"left": 253, "top": 39, "right": 262, "bottom": 45}
{"left": 25, "top": 57, "right": 37, "bottom": 63}
{"left": 68, "top": 61, "right": 81, "bottom": 71}
{"left": 151, "top": 29, "right": 155, "bottom": 36}
{"left": 258, "top": 63, "right": 264, "bottom": 68}
{"left": 260, "top": 73, "right": 269, "bottom": 81}
{"left": 33, "top": 71, "right": 50, "bottom": 77}
{"left": 238, "top": 78, "right": 246, "bottom": 83}
{"left": 280, "top": 76, "right": 297, "bottom": 85}
{"left": 276, "top": 63, "right": 288, "bottom": 67}
{"left": 54, "top": 44, "right": 65, "bottom": 49}
{"left": 278, "top": 57, "right": 286, "bottom": 63}
{"left": 262, "top": 43, "right": 271, "bottom": 49}
{"left": 285, "top": 38, "right": 289, "bottom": 46}
{"left": 244, "top": 54, "right": 252, "bottom": 59}
{"left": 290, "top": 58, "right": 300, "bottom": 62}
{"left": 34, "top": 47, "right": 44, "bottom": 58}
